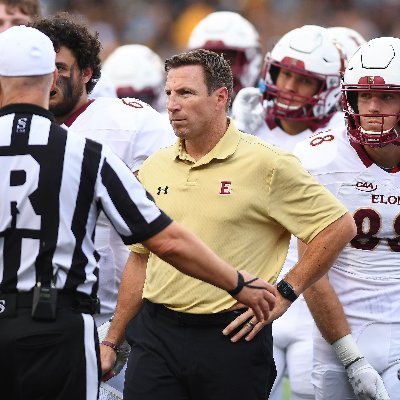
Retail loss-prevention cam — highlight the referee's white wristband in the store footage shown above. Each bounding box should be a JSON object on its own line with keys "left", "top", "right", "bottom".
{"left": 332, "top": 334, "right": 363, "bottom": 368}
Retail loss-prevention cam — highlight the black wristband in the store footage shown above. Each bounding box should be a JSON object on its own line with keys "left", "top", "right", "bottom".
{"left": 227, "top": 271, "right": 245, "bottom": 296}
{"left": 344, "top": 356, "right": 364, "bottom": 369}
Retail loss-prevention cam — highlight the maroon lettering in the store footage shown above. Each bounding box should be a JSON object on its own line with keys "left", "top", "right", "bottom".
{"left": 121, "top": 98, "right": 144, "bottom": 109}
{"left": 351, "top": 209, "right": 380, "bottom": 250}
{"left": 371, "top": 194, "right": 400, "bottom": 205}
{"left": 219, "top": 181, "right": 232, "bottom": 195}
{"left": 388, "top": 213, "right": 400, "bottom": 252}
{"left": 310, "top": 134, "right": 334, "bottom": 147}
{"left": 351, "top": 208, "right": 400, "bottom": 252}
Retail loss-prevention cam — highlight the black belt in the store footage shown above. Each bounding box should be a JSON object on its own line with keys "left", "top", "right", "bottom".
{"left": 0, "top": 291, "right": 100, "bottom": 315}
{"left": 144, "top": 300, "right": 247, "bottom": 326}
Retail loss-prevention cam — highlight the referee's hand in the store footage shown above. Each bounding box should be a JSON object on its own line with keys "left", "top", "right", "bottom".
{"left": 100, "top": 344, "right": 117, "bottom": 382}
{"left": 231, "top": 270, "right": 276, "bottom": 324}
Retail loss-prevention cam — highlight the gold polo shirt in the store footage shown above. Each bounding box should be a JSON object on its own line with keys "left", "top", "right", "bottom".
{"left": 130, "top": 119, "right": 347, "bottom": 313}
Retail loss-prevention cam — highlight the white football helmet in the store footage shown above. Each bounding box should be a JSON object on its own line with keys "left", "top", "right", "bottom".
{"left": 103, "top": 44, "right": 165, "bottom": 110}
{"left": 188, "top": 11, "right": 262, "bottom": 98}
{"left": 342, "top": 37, "right": 400, "bottom": 147}
{"left": 261, "top": 25, "right": 344, "bottom": 129}
{"left": 328, "top": 26, "right": 366, "bottom": 65}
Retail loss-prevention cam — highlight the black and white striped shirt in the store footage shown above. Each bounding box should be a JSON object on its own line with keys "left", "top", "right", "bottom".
{"left": 0, "top": 104, "right": 171, "bottom": 295}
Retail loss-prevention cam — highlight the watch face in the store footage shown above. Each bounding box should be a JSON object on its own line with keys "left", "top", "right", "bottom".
{"left": 277, "top": 280, "right": 297, "bottom": 301}
{"left": 279, "top": 281, "right": 290, "bottom": 295}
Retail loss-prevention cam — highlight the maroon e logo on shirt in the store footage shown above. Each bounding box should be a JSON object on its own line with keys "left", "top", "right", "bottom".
{"left": 219, "top": 181, "right": 232, "bottom": 195}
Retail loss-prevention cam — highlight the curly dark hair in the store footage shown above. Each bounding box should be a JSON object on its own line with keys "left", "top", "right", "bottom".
{"left": 165, "top": 49, "right": 233, "bottom": 110}
{"left": 30, "top": 12, "right": 101, "bottom": 94}
{"left": 0, "top": 0, "right": 40, "bottom": 17}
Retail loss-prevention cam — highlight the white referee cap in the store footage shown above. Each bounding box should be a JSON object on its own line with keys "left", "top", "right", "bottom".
{"left": 0, "top": 25, "right": 56, "bottom": 76}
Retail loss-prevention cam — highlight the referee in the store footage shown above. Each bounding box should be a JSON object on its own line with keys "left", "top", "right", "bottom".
{"left": 0, "top": 26, "right": 276, "bottom": 400}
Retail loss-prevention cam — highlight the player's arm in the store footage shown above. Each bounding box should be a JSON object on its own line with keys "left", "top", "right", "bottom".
{"left": 300, "top": 251, "right": 350, "bottom": 343}
{"left": 301, "top": 242, "right": 389, "bottom": 400}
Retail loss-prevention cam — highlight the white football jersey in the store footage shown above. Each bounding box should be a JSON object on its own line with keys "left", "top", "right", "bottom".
{"left": 251, "top": 111, "right": 344, "bottom": 150}
{"left": 63, "top": 97, "right": 175, "bottom": 323}
{"left": 294, "top": 127, "right": 400, "bottom": 329}
{"left": 256, "top": 111, "right": 346, "bottom": 278}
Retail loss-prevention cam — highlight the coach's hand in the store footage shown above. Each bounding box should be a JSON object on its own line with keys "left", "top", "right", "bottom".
{"left": 223, "top": 289, "right": 291, "bottom": 342}
{"left": 346, "top": 358, "right": 390, "bottom": 400}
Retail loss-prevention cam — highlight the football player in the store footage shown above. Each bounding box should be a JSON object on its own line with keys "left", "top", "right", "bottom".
{"left": 293, "top": 36, "right": 400, "bottom": 399}
{"left": 230, "top": 25, "right": 345, "bottom": 400}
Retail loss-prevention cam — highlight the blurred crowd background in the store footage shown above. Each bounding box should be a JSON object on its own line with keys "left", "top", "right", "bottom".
{"left": 39, "top": 0, "right": 400, "bottom": 63}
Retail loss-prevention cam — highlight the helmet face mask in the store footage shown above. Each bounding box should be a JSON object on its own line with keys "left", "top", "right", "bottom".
{"left": 343, "top": 86, "right": 400, "bottom": 147}
{"left": 260, "top": 25, "right": 343, "bottom": 128}
{"left": 263, "top": 59, "right": 340, "bottom": 123}
{"left": 343, "top": 37, "right": 400, "bottom": 147}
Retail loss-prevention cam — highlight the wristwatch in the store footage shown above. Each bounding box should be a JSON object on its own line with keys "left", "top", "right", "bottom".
{"left": 277, "top": 280, "right": 298, "bottom": 302}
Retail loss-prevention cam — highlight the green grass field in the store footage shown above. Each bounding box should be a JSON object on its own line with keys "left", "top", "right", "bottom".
{"left": 282, "top": 377, "right": 291, "bottom": 400}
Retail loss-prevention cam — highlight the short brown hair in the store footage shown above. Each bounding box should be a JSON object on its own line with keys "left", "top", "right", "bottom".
{"left": 0, "top": 0, "right": 41, "bottom": 17}
{"left": 165, "top": 49, "right": 233, "bottom": 110}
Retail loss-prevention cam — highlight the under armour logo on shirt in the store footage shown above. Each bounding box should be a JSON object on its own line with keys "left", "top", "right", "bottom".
{"left": 0, "top": 300, "right": 5, "bottom": 314}
{"left": 157, "top": 186, "right": 169, "bottom": 195}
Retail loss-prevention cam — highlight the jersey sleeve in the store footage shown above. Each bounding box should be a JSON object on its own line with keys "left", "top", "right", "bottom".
{"left": 267, "top": 152, "right": 348, "bottom": 244}
{"left": 95, "top": 143, "right": 172, "bottom": 245}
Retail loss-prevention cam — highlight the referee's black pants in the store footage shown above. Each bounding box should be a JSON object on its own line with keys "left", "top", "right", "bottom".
{"left": 124, "top": 300, "right": 276, "bottom": 400}
{"left": 0, "top": 307, "right": 100, "bottom": 400}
